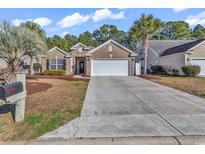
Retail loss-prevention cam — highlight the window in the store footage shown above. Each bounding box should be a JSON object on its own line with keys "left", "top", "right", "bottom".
{"left": 50, "top": 58, "right": 65, "bottom": 70}
{"left": 108, "top": 45, "right": 112, "bottom": 52}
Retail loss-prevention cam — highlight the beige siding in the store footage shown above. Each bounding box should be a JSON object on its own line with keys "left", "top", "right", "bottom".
{"left": 189, "top": 42, "right": 205, "bottom": 58}
{"left": 160, "top": 52, "right": 185, "bottom": 74}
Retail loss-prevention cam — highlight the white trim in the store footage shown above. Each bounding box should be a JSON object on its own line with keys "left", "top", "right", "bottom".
{"left": 87, "top": 39, "right": 135, "bottom": 55}
{"left": 48, "top": 47, "right": 70, "bottom": 57}
{"left": 70, "top": 42, "right": 89, "bottom": 50}
{"left": 92, "top": 58, "right": 130, "bottom": 60}
{"left": 190, "top": 57, "right": 205, "bottom": 60}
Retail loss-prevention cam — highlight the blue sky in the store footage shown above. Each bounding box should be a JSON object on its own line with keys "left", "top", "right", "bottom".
{"left": 0, "top": 8, "right": 205, "bottom": 37}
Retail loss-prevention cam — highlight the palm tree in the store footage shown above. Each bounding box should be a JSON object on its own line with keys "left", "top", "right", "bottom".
{"left": 20, "top": 21, "right": 46, "bottom": 75}
{"left": 0, "top": 21, "right": 47, "bottom": 83}
{"left": 20, "top": 21, "right": 46, "bottom": 39}
{"left": 129, "top": 14, "right": 164, "bottom": 74}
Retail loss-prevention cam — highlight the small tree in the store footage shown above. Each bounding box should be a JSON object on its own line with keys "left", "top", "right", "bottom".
{"left": 33, "top": 63, "right": 42, "bottom": 74}
{"left": 0, "top": 21, "right": 47, "bottom": 83}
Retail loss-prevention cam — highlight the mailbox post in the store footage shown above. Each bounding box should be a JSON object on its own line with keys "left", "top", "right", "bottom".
{"left": 15, "top": 72, "right": 26, "bottom": 122}
{"left": 0, "top": 72, "right": 26, "bottom": 122}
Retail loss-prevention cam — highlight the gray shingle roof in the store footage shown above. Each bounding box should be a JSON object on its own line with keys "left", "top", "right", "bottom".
{"left": 148, "top": 40, "right": 193, "bottom": 56}
{"left": 160, "top": 39, "right": 205, "bottom": 56}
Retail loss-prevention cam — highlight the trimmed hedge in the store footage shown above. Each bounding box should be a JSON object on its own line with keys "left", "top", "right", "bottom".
{"left": 43, "top": 70, "right": 66, "bottom": 76}
{"left": 181, "top": 65, "right": 200, "bottom": 76}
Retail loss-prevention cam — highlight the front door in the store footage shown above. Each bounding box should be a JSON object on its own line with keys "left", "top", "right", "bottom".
{"left": 79, "top": 61, "right": 84, "bottom": 73}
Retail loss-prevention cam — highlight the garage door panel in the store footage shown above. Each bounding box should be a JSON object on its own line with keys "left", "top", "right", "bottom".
{"left": 91, "top": 60, "right": 129, "bottom": 76}
{"left": 191, "top": 59, "right": 205, "bottom": 75}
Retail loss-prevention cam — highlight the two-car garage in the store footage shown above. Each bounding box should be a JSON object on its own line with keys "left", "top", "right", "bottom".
{"left": 86, "top": 39, "right": 136, "bottom": 77}
{"left": 91, "top": 59, "right": 129, "bottom": 76}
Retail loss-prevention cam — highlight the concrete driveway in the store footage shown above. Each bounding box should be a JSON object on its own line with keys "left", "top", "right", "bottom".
{"left": 41, "top": 76, "right": 205, "bottom": 139}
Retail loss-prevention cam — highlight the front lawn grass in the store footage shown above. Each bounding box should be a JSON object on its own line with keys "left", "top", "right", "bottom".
{"left": 0, "top": 78, "right": 88, "bottom": 141}
{"left": 144, "top": 75, "right": 205, "bottom": 99}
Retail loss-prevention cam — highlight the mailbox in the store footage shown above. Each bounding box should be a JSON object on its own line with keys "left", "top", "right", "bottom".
{"left": 0, "top": 81, "right": 24, "bottom": 101}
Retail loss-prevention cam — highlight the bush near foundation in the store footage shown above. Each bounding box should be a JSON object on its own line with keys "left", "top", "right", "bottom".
{"left": 181, "top": 65, "right": 200, "bottom": 76}
{"left": 33, "top": 63, "right": 42, "bottom": 73}
{"left": 43, "top": 70, "right": 66, "bottom": 76}
{"left": 151, "top": 65, "right": 166, "bottom": 75}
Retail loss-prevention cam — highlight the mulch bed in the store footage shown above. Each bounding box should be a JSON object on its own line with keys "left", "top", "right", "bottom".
{"left": 27, "top": 75, "right": 90, "bottom": 82}
{"left": 26, "top": 82, "right": 53, "bottom": 95}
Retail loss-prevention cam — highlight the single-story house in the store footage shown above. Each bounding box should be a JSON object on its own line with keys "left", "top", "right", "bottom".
{"left": 137, "top": 39, "right": 205, "bottom": 75}
{"left": 47, "top": 39, "right": 136, "bottom": 76}
{"left": 0, "top": 39, "right": 136, "bottom": 76}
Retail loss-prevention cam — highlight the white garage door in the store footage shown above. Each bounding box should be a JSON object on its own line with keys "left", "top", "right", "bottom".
{"left": 191, "top": 59, "right": 205, "bottom": 75}
{"left": 91, "top": 59, "right": 129, "bottom": 76}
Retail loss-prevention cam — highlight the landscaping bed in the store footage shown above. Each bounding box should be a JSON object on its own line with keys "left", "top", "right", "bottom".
{"left": 0, "top": 78, "right": 88, "bottom": 141}
{"left": 27, "top": 75, "right": 90, "bottom": 81}
{"left": 142, "top": 75, "right": 205, "bottom": 99}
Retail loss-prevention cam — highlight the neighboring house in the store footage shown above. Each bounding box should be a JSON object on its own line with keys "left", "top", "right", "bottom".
{"left": 137, "top": 40, "right": 193, "bottom": 70}
{"left": 137, "top": 39, "right": 205, "bottom": 75}
{"left": 47, "top": 39, "right": 136, "bottom": 76}
{"left": 160, "top": 39, "right": 205, "bottom": 75}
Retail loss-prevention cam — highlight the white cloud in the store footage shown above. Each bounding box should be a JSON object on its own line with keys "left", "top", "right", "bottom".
{"left": 12, "top": 19, "right": 32, "bottom": 26}
{"left": 57, "top": 12, "right": 90, "bottom": 28}
{"left": 172, "top": 8, "right": 187, "bottom": 13}
{"left": 60, "top": 31, "right": 69, "bottom": 37}
{"left": 92, "top": 8, "right": 124, "bottom": 22}
{"left": 185, "top": 12, "right": 205, "bottom": 26}
{"left": 33, "top": 17, "right": 52, "bottom": 27}
{"left": 12, "top": 17, "right": 52, "bottom": 27}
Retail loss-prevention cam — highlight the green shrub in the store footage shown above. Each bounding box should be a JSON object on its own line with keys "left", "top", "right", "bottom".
{"left": 181, "top": 65, "right": 200, "bottom": 76}
{"left": 43, "top": 70, "right": 65, "bottom": 76}
{"left": 151, "top": 65, "right": 166, "bottom": 75}
{"left": 33, "top": 63, "right": 42, "bottom": 72}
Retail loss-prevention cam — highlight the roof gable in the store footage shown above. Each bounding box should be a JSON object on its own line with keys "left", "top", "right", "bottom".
{"left": 87, "top": 39, "right": 135, "bottom": 55}
{"left": 49, "top": 47, "right": 70, "bottom": 56}
{"left": 70, "top": 42, "right": 89, "bottom": 50}
{"left": 160, "top": 39, "right": 205, "bottom": 57}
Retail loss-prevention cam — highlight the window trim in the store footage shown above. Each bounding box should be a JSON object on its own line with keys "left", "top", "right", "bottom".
{"left": 50, "top": 58, "right": 65, "bottom": 70}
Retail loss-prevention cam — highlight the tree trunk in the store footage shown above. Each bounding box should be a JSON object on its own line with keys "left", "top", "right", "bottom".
{"left": 29, "top": 56, "right": 33, "bottom": 75}
{"left": 2, "top": 65, "right": 16, "bottom": 84}
{"left": 142, "top": 34, "right": 148, "bottom": 75}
